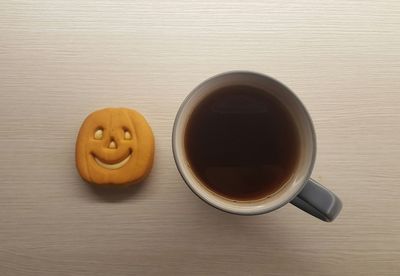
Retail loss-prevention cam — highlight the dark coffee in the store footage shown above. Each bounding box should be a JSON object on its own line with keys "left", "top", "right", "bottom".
{"left": 184, "top": 85, "right": 300, "bottom": 201}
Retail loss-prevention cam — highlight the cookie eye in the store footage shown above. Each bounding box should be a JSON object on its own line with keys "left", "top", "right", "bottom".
{"left": 94, "top": 128, "right": 104, "bottom": 140}
{"left": 124, "top": 130, "right": 132, "bottom": 140}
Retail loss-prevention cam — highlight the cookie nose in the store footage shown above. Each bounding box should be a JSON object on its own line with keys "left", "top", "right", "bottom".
{"left": 109, "top": 140, "right": 117, "bottom": 149}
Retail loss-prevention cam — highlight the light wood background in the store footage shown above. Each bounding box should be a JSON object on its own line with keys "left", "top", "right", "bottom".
{"left": 1, "top": 1, "right": 399, "bottom": 275}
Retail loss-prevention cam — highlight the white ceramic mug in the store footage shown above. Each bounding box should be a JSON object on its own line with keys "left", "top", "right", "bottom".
{"left": 172, "top": 71, "right": 342, "bottom": 221}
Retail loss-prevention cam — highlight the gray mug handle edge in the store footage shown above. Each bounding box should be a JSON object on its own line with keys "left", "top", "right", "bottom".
{"left": 291, "top": 179, "right": 342, "bottom": 222}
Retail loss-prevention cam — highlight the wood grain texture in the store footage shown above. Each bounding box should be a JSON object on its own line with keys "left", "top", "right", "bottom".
{"left": 1, "top": 1, "right": 399, "bottom": 275}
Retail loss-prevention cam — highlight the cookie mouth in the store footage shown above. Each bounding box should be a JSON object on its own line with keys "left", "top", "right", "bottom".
{"left": 93, "top": 150, "right": 132, "bottom": 170}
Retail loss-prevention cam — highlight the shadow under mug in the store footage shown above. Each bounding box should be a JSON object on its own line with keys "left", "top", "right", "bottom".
{"left": 172, "top": 71, "right": 342, "bottom": 222}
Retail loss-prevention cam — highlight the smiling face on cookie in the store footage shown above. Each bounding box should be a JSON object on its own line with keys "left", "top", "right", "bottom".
{"left": 76, "top": 108, "right": 154, "bottom": 185}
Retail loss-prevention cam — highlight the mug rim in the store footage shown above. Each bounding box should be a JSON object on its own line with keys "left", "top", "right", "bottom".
{"left": 172, "top": 71, "right": 317, "bottom": 215}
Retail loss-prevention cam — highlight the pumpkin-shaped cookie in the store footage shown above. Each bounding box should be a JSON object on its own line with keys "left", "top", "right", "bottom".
{"left": 76, "top": 108, "right": 154, "bottom": 185}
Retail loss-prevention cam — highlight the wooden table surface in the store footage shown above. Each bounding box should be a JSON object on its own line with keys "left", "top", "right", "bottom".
{"left": 1, "top": 1, "right": 399, "bottom": 275}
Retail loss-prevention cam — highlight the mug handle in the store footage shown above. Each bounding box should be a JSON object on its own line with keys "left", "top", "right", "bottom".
{"left": 291, "top": 179, "right": 342, "bottom": 222}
